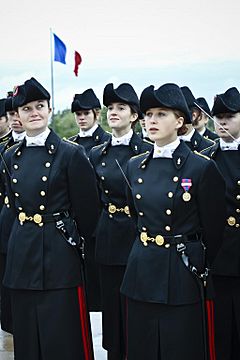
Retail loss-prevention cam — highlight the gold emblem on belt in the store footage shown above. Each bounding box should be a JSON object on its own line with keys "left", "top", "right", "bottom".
{"left": 18, "top": 212, "right": 43, "bottom": 225}
{"left": 108, "top": 204, "right": 130, "bottom": 215}
{"left": 227, "top": 216, "right": 236, "bottom": 226}
{"left": 140, "top": 232, "right": 165, "bottom": 247}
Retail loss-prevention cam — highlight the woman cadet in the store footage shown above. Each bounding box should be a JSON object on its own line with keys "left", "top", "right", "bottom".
{"left": 69, "top": 89, "right": 111, "bottom": 312}
{"left": 1, "top": 77, "right": 99, "bottom": 360}
{"left": 89, "top": 83, "right": 153, "bottom": 360}
{"left": 120, "top": 83, "right": 226, "bottom": 360}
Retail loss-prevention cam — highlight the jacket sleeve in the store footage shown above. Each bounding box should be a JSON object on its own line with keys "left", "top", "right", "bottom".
{"left": 197, "top": 159, "right": 226, "bottom": 265}
{"left": 67, "top": 146, "right": 100, "bottom": 239}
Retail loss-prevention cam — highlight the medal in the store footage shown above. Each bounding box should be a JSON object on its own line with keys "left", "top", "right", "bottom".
{"left": 181, "top": 178, "right": 192, "bottom": 202}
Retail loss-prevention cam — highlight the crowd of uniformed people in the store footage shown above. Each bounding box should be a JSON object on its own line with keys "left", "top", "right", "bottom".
{"left": 0, "top": 77, "right": 239, "bottom": 360}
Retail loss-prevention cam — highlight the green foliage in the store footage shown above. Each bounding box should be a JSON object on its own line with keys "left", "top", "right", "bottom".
{"left": 50, "top": 109, "right": 78, "bottom": 138}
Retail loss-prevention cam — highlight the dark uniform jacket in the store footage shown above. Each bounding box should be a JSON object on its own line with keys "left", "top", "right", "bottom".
{"left": 184, "top": 129, "right": 215, "bottom": 152}
{"left": 202, "top": 140, "right": 240, "bottom": 276}
{"left": 203, "top": 128, "right": 219, "bottom": 141}
{"left": 89, "top": 132, "right": 153, "bottom": 265}
{"left": 69, "top": 125, "right": 111, "bottom": 156}
{"left": 1, "top": 130, "right": 99, "bottom": 290}
{"left": 0, "top": 131, "right": 13, "bottom": 210}
{"left": 121, "top": 141, "right": 226, "bottom": 305}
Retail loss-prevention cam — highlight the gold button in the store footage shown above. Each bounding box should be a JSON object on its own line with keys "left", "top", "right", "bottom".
{"left": 236, "top": 209, "right": 240, "bottom": 213}
{"left": 101, "top": 176, "right": 105, "bottom": 180}
{"left": 168, "top": 192, "right": 173, "bottom": 198}
{"left": 142, "top": 227, "right": 147, "bottom": 231}
{"left": 16, "top": 151, "right": 21, "bottom": 156}
{"left": 14, "top": 164, "right": 19, "bottom": 169}
{"left": 40, "top": 191, "right": 46, "bottom": 196}
{"left": 45, "top": 162, "right": 51, "bottom": 168}
{"left": 39, "top": 205, "right": 45, "bottom": 210}
{"left": 15, "top": 193, "right": 19, "bottom": 197}
{"left": 101, "top": 162, "right": 106, "bottom": 167}
{"left": 236, "top": 224, "right": 240, "bottom": 228}
{"left": 104, "top": 190, "right": 109, "bottom": 194}
{"left": 173, "top": 176, "right": 178, "bottom": 182}
{"left": 141, "top": 164, "right": 146, "bottom": 169}
{"left": 7, "top": 204, "right": 10, "bottom": 208}
{"left": 165, "top": 243, "right": 170, "bottom": 248}
{"left": 237, "top": 195, "right": 240, "bottom": 200}
{"left": 138, "top": 178, "right": 143, "bottom": 184}
{"left": 2, "top": 169, "right": 5, "bottom": 173}
{"left": 42, "top": 176, "right": 47, "bottom": 182}
{"left": 18, "top": 207, "right": 23, "bottom": 211}
{"left": 109, "top": 214, "right": 113, "bottom": 218}
{"left": 136, "top": 194, "right": 142, "bottom": 199}
{"left": 238, "top": 180, "right": 240, "bottom": 185}
{"left": 166, "top": 209, "right": 172, "bottom": 215}
{"left": 0, "top": 193, "right": 1, "bottom": 196}
{"left": 139, "top": 212, "right": 144, "bottom": 216}
{"left": 48, "top": 150, "right": 53, "bottom": 154}
{"left": 12, "top": 178, "right": 18, "bottom": 183}
{"left": 165, "top": 226, "right": 171, "bottom": 231}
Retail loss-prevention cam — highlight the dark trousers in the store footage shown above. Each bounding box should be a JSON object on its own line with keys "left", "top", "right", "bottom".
{"left": 11, "top": 287, "right": 94, "bottom": 360}
{"left": 126, "top": 298, "right": 205, "bottom": 360}
{"left": 0, "top": 253, "right": 13, "bottom": 333}
{"left": 99, "top": 265, "right": 126, "bottom": 360}
{"left": 213, "top": 276, "right": 240, "bottom": 360}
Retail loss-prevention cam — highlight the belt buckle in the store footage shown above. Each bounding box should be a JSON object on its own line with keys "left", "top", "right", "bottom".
{"left": 108, "top": 204, "right": 116, "bottom": 214}
{"left": 124, "top": 206, "right": 130, "bottom": 215}
{"left": 33, "top": 214, "right": 42, "bottom": 224}
{"left": 155, "top": 234, "right": 164, "bottom": 246}
{"left": 19, "top": 212, "right": 26, "bottom": 225}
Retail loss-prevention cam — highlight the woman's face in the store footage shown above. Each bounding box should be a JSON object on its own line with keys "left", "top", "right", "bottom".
{"left": 214, "top": 112, "right": 240, "bottom": 142}
{"left": 7, "top": 110, "right": 24, "bottom": 133}
{"left": 107, "top": 102, "right": 137, "bottom": 134}
{"left": 74, "top": 109, "right": 96, "bottom": 131}
{"left": 145, "top": 107, "right": 183, "bottom": 146}
{"left": 18, "top": 100, "right": 51, "bottom": 136}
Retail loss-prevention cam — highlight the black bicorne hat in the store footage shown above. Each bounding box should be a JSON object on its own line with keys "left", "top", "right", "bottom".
{"left": 180, "top": 86, "right": 197, "bottom": 110}
{"left": 140, "top": 83, "right": 191, "bottom": 123}
{"left": 211, "top": 87, "right": 240, "bottom": 116}
{"left": 0, "top": 99, "right": 7, "bottom": 117}
{"left": 71, "top": 88, "right": 101, "bottom": 113}
{"left": 5, "top": 97, "right": 13, "bottom": 112}
{"left": 195, "top": 97, "right": 211, "bottom": 116}
{"left": 12, "top": 77, "right": 50, "bottom": 109}
{"left": 103, "top": 83, "right": 140, "bottom": 113}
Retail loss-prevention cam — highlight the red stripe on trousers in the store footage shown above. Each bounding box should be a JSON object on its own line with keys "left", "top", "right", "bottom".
{"left": 77, "top": 286, "right": 94, "bottom": 360}
{"left": 206, "top": 300, "right": 216, "bottom": 360}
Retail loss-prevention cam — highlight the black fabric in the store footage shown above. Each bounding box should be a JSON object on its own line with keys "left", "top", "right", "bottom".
{"left": 0, "top": 253, "right": 13, "bottom": 333}
{"left": 211, "top": 87, "right": 240, "bottom": 116}
{"left": 203, "top": 127, "right": 219, "bottom": 141}
{"left": 100, "top": 265, "right": 126, "bottom": 356}
{"left": 196, "top": 97, "right": 211, "bottom": 115}
{"left": 184, "top": 129, "right": 215, "bottom": 152}
{"left": 140, "top": 83, "right": 191, "bottom": 123}
{"left": 103, "top": 83, "right": 140, "bottom": 111}
{"left": 126, "top": 298, "right": 204, "bottom": 360}
{"left": 0, "top": 99, "right": 6, "bottom": 117}
{"left": 10, "top": 287, "right": 89, "bottom": 360}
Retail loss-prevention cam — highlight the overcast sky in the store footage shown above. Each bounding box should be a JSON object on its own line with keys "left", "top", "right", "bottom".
{"left": 1, "top": 0, "right": 240, "bottom": 111}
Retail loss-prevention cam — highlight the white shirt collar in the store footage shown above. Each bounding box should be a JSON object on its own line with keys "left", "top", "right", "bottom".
{"left": 198, "top": 128, "right": 206, "bottom": 136}
{"left": 220, "top": 137, "right": 240, "bottom": 151}
{"left": 111, "top": 129, "right": 133, "bottom": 146}
{"left": 79, "top": 124, "right": 98, "bottom": 138}
{"left": 179, "top": 128, "right": 195, "bottom": 142}
{"left": 153, "top": 138, "right": 180, "bottom": 158}
{"left": 141, "top": 128, "right": 148, "bottom": 138}
{"left": 26, "top": 128, "right": 50, "bottom": 147}
{"left": 12, "top": 131, "right": 26, "bottom": 142}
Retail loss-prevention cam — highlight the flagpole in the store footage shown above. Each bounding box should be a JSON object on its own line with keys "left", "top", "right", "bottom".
{"left": 50, "top": 28, "right": 55, "bottom": 121}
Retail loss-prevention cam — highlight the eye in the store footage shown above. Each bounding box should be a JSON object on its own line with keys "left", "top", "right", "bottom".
{"left": 22, "top": 106, "right": 29, "bottom": 111}
{"left": 84, "top": 111, "right": 90, "bottom": 116}
{"left": 37, "top": 103, "right": 44, "bottom": 109}
{"left": 108, "top": 106, "right": 113, "bottom": 111}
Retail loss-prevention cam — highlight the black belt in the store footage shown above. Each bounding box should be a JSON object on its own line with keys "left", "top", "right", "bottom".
{"left": 18, "top": 211, "right": 69, "bottom": 226}
{"left": 139, "top": 230, "right": 201, "bottom": 248}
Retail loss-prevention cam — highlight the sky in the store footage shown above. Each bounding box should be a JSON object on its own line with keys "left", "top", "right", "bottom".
{"left": 1, "top": 0, "right": 240, "bottom": 112}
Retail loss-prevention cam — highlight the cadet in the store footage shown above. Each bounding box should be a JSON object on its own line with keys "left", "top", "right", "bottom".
{"left": 69, "top": 88, "right": 111, "bottom": 156}
{"left": 0, "top": 99, "right": 11, "bottom": 145}
{"left": 202, "top": 87, "right": 240, "bottom": 360}
{"left": 0, "top": 94, "right": 25, "bottom": 334}
{"left": 180, "top": 86, "right": 215, "bottom": 151}
{"left": 120, "top": 83, "right": 226, "bottom": 360}
{"left": 1, "top": 77, "right": 99, "bottom": 360}
{"left": 89, "top": 83, "right": 153, "bottom": 360}
{"left": 69, "top": 88, "right": 110, "bottom": 312}
{"left": 193, "top": 97, "right": 219, "bottom": 140}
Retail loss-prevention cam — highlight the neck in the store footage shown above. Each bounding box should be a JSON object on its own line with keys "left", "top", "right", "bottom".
{"left": 112, "top": 127, "right": 131, "bottom": 138}
{"left": 184, "top": 124, "right": 194, "bottom": 135}
{"left": 155, "top": 135, "right": 178, "bottom": 147}
{"left": 26, "top": 127, "right": 48, "bottom": 137}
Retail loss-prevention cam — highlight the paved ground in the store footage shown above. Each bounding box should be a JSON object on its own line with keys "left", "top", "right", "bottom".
{"left": 0, "top": 312, "right": 107, "bottom": 359}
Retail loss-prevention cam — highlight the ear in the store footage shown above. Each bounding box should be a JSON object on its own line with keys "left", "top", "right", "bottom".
{"left": 131, "top": 112, "right": 138, "bottom": 123}
{"left": 176, "top": 116, "right": 184, "bottom": 129}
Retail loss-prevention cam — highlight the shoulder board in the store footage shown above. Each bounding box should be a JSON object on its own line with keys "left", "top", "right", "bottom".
{"left": 62, "top": 138, "right": 78, "bottom": 146}
{"left": 207, "top": 138, "right": 215, "bottom": 144}
{"left": 131, "top": 151, "right": 150, "bottom": 160}
{"left": 91, "top": 142, "right": 106, "bottom": 151}
{"left": 5, "top": 143, "right": 19, "bottom": 153}
{"left": 193, "top": 150, "right": 210, "bottom": 160}
{"left": 199, "top": 143, "right": 216, "bottom": 154}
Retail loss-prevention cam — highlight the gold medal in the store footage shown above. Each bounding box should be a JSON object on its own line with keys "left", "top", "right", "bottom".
{"left": 182, "top": 192, "right": 191, "bottom": 202}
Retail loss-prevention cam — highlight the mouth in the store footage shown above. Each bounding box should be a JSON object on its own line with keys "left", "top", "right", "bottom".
{"left": 148, "top": 128, "right": 158, "bottom": 132}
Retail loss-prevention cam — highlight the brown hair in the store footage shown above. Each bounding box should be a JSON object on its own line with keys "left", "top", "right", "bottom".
{"left": 173, "top": 109, "right": 188, "bottom": 135}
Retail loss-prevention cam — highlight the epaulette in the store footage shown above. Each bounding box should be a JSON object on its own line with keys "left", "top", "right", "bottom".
{"left": 6, "top": 143, "right": 19, "bottom": 153}
{"left": 131, "top": 151, "right": 150, "bottom": 160}
{"left": 91, "top": 142, "right": 107, "bottom": 151}
{"left": 193, "top": 150, "right": 210, "bottom": 160}
{"left": 62, "top": 137, "right": 78, "bottom": 146}
{"left": 199, "top": 143, "right": 216, "bottom": 154}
